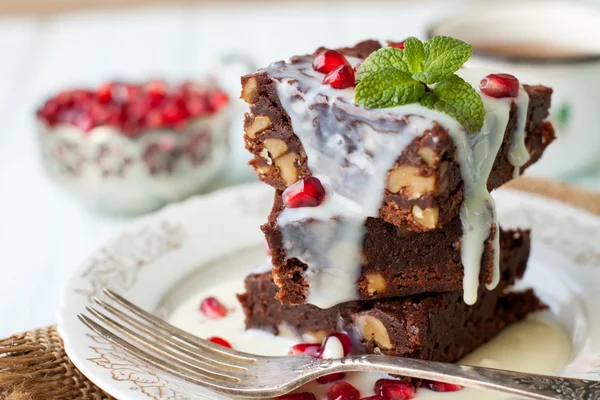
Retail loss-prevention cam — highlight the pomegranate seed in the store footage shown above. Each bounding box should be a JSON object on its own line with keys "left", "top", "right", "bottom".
{"left": 423, "top": 381, "right": 463, "bottom": 392}
{"left": 39, "top": 100, "right": 60, "bottom": 122}
{"left": 322, "top": 333, "right": 352, "bottom": 357}
{"left": 207, "top": 336, "right": 232, "bottom": 348}
{"left": 122, "top": 120, "right": 138, "bottom": 137}
{"left": 72, "top": 90, "right": 93, "bottom": 104}
{"left": 323, "top": 64, "right": 355, "bottom": 89}
{"left": 375, "top": 379, "right": 415, "bottom": 400}
{"left": 56, "top": 91, "right": 74, "bottom": 106}
{"left": 186, "top": 97, "right": 209, "bottom": 117}
{"left": 97, "top": 83, "right": 114, "bottom": 103}
{"left": 181, "top": 81, "right": 205, "bottom": 96}
{"left": 479, "top": 73, "right": 520, "bottom": 98}
{"left": 288, "top": 343, "right": 321, "bottom": 357}
{"left": 282, "top": 177, "right": 326, "bottom": 208}
{"left": 200, "top": 297, "right": 228, "bottom": 318}
{"left": 162, "top": 101, "right": 186, "bottom": 124}
{"left": 127, "top": 102, "right": 152, "bottom": 126}
{"left": 328, "top": 382, "right": 360, "bottom": 400}
{"left": 389, "top": 41, "right": 405, "bottom": 49}
{"left": 144, "top": 80, "right": 168, "bottom": 103}
{"left": 313, "top": 49, "right": 351, "bottom": 74}
{"left": 208, "top": 91, "right": 229, "bottom": 112}
{"left": 145, "top": 110, "right": 164, "bottom": 129}
{"left": 277, "top": 393, "right": 317, "bottom": 400}
{"left": 74, "top": 114, "right": 94, "bottom": 132}
{"left": 317, "top": 373, "right": 346, "bottom": 384}
{"left": 110, "top": 83, "right": 134, "bottom": 104}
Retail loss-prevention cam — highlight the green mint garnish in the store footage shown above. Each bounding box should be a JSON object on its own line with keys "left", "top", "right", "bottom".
{"left": 355, "top": 36, "right": 485, "bottom": 134}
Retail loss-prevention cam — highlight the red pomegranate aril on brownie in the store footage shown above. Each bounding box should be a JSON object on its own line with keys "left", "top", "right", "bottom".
{"left": 207, "top": 336, "right": 232, "bottom": 348}
{"left": 423, "top": 381, "right": 463, "bottom": 392}
{"left": 288, "top": 343, "right": 322, "bottom": 357}
{"left": 328, "top": 382, "right": 361, "bottom": 400}
{"left": 313, "top": 49, "right": 350, "bottom": 73}
{"left": 479, "top": 73, "right": 520, "bottom": 98}
{"left": 323, "top": 64, "right": 355, "bottom": 89}
{"left": 375, "top": 379, "right": 416, "bottom": 400}
{"left": 282, "top": 177, "right": 326, "bottom": 208}
{"left": 389, "top": 41, "right": 405, "bottom": 49}
{"left": 277, "top": 393, "right": 317, "bottom": 400}
{"left": 200, "top": 297, "right": 228, "bottom": 318}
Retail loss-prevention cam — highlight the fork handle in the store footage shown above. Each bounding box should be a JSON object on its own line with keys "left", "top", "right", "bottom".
{"left": 329, "top": 355, "right": 598, "bottom": 399}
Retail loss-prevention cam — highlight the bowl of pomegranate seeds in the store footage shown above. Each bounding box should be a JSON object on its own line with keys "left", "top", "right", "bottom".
{"left": 36, "top": 80, "right": 231, "bottom": 214}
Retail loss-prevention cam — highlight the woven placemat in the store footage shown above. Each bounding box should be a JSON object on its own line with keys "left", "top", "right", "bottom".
{"left": 0, "top": 177, "right": 598, "bottom": 400}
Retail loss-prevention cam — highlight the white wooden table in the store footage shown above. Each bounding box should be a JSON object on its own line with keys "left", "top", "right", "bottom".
{"left": 1, "top": 1, "right": 599, "bottom": 337}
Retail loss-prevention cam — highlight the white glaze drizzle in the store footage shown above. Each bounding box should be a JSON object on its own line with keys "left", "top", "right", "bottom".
{"left": 508, "top": 88, "right": 531, "bottom": 179}
{"left": 265, "top": 54, "right": 530, "bottom": 308}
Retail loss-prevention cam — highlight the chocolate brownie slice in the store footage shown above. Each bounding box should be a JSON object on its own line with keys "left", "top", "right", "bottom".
{"left": 263, "top": 191, "right": 530, "bottom": 305}
{"left": 238, "top": 235, "right": 545, "bottom": 361}
{"left": 240, "top": 40, "right": 555, "bottom": 232}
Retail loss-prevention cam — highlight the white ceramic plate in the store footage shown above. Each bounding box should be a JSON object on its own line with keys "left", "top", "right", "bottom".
{"left": 58, "top": 182, "right": 600, "bottom": 400}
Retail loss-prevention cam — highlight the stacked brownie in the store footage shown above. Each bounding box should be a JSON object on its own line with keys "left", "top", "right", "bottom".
{"left": 237, "top": 40, "right": 554, "bottom": 367}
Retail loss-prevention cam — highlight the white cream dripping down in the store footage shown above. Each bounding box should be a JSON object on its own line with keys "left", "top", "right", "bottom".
{"left": 265, "top": 55, "right": 530, "bottom": 308}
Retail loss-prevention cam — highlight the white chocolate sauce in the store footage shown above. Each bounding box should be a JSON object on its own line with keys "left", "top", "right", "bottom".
{"left": 264, "top": 54, "right": 530, "bottom": 307}
{"left": 167, "top": 276, "right": 571, "bottom": 400}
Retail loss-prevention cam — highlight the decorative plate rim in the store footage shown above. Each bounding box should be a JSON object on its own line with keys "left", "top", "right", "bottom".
{"left": 57, "top": 182, "right": 600, "bottom": 400}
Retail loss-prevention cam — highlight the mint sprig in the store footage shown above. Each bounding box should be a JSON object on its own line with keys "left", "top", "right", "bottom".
{"left": 355, "top": 36, "right": 485, "bottom": 133}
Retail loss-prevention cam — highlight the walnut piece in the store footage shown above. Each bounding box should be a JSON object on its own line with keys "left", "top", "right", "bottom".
{"left": 302, "top": 330, "right": 328, "bottom": 343}
{"left": 241, "top": 77, "right": 258, "bottom": 104}
{"left": 256, "top": 165, "right": 271, "bottom": 174}
{"left": 263, "top": 138, "right": 288, "bottom": 159}
{"left": 412, "top": 206, "right": 439, "bottom": 229}
{"left": 418, "top": 147, "right": 438, "bottom": 167}
{"left": 274, "top": 152, "right": 298, "bottom": 186}
{"left": 387, "top": 166, "right": 435, "bottom": 199}
{"left": 354, "top": 314, "right": 392, "bottom": 350}
{"left": 245, "top": 115, "right": 271, "bottom": 139}
{"left": 365, "top": 273, "right": 387, "bottom": 295}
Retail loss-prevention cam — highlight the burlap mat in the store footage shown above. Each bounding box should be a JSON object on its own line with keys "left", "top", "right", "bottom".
{"left": 1, "top": 177, "right": 599, "bottom": 400}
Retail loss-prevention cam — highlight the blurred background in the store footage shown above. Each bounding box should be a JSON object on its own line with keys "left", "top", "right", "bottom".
{"left": 1, "top": 0, "right": 600, "bottom": 337}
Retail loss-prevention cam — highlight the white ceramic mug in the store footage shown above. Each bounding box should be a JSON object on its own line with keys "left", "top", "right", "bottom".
{"left": 428, "top": 0, "right": 600, "bottom": 178}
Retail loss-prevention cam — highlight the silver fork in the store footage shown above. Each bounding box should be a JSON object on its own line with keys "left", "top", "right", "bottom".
{"left": 78, "top": 289, "right": 599, "bottom": 400}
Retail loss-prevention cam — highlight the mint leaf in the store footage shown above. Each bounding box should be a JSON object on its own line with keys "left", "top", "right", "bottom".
{"left": 355, "top": 69, "right": 425, "bottom": 109}
{"left": 353, "top": 35, "right": 484, "bottom": 133}
{"left": 415, "top": 36, "right": 472, "bottom": 84}
{"left": 355, "top": 47, "right": 408, "bottom": 80}
{"left": 402, "top": 37, "right": 425, "bottom": 74}
{"left": 420, "top": 74, "right": 485, "bottom": 133}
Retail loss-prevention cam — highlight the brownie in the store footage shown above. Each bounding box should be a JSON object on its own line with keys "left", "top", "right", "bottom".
{"left": 240, "top": 40, "right": 555, "bottom": 232}
{"left": 263, "top": 190, "right": 531, "bottom": 305}
{"left": 237, "top": 241, "right": 545, "bottom": 362}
